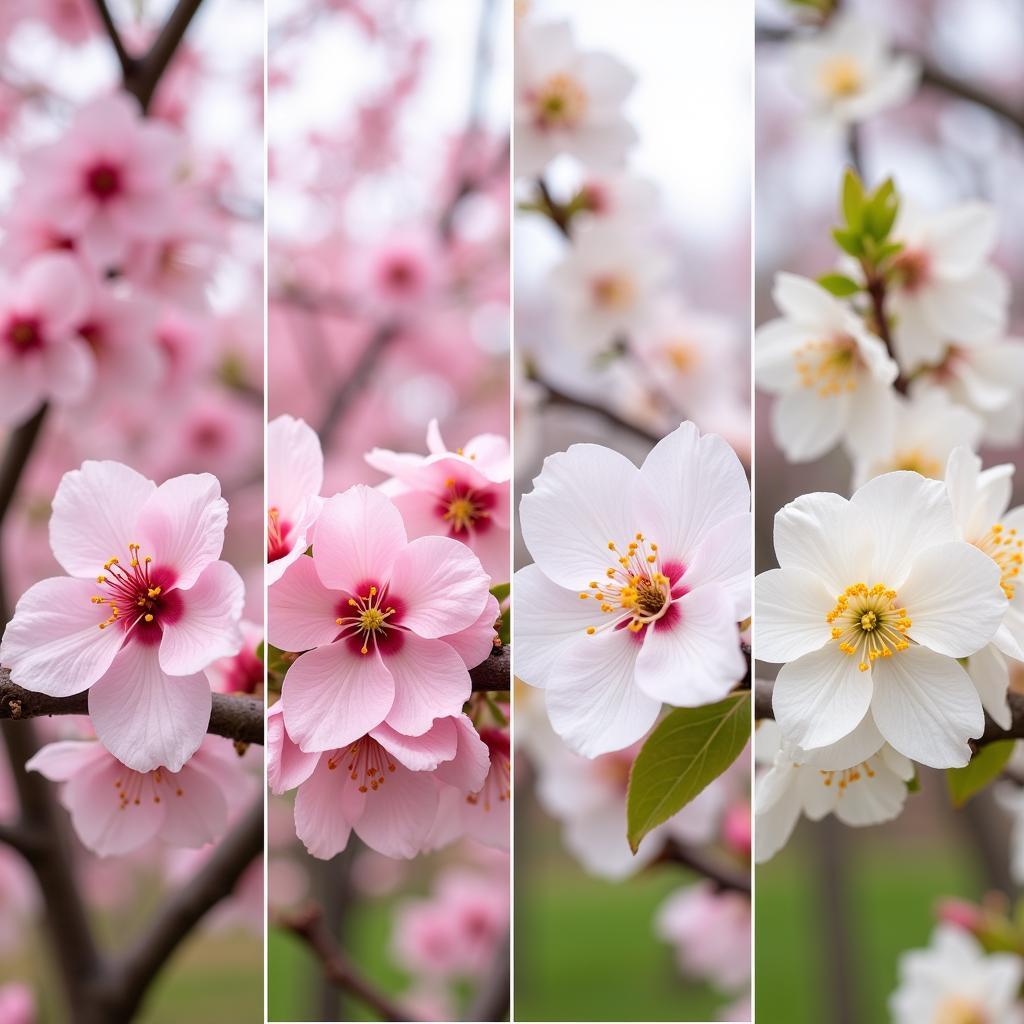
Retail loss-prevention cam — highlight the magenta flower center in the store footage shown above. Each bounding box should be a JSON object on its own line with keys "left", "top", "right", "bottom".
{"left": 5, "top": 316, "right": 42, "bottom": 354}
{"left": 267, "top": 507, "right": 292, "bottom": 562}
{"left": 439, "top": 478, "right": 492, "bottom": 535}
{"left": 579, "top": 533, "right": 673, "bottom": 637}
{"left": 468, "top": 728, "right": 511, "bottom": 812}
{"left": 85, "top": 161, "right": 123, "bottom": 201}
{"left": 114, "top": 766, "right": 186, "bottom": 811}
{"left": 335, "top": 583, "right": 399, "bottom": 656}
{"left": 92, "top": 543, "right": 179, "bottom": 640}
{"left": 327, "top": 738, "right": 396, "bottom": 794}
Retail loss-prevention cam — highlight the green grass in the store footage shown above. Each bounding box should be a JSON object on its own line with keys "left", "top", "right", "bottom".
{"left": 755, "top": 823, "right": 980, "bottom": 1023}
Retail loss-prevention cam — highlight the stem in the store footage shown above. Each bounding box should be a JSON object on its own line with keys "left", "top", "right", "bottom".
{"left": 126, "top": 0, "right": 206, "bottom": 112}
{"left": 657, "top": 839, "right": 751, "bottom": 895}
{"left": 92, "top": 0, "right": 137, "bottom": 80}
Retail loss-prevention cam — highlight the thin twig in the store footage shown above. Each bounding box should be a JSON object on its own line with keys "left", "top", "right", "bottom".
{"left": 0, "top": 819, "right": 46, "bottom": 859}
{"left": 0, "top": 668, "right": 264, "bottom": 745}
{"left": 97, "top": 797, "right": 264, "bottom": 1021}
{"left": 92, "top": 0, "right": 137, "bottom": 80}
{"left": 658, "top": 839, "right": 751, "bottom": 895}
{"left": 279, "top": 904, "right": 419, "bottom": 1023}
{"left": 126, "top": 0, "right": 205, "bottom": 112}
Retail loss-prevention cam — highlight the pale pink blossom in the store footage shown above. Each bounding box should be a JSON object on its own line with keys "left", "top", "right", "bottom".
{"left": 0, "top": 461, "right": 245, "bottom": 772}
{"left": 0, "top": 983, "right": 34, "bottom": 1024}
{"left": 293, "top": 714, "right": 488, "bottom": 859}
{"left": 268, "top": 485, "right": 490, "bottom": 752}
{"left": 267, "top": 415, "right": 323, "bottom": 584}
{"left": 207, "top": 620, "right": 263, "bottom": 695}
{"left": 0, "top": 252, "right": 94, "bottom": 425}
{"left": 365, "top": 419, "right": 510, "bottom": 580}
{"left": 26, "top": 737, "right": 247, "bottom": 857}
{"left": 27, "top": 94, "right": 182, "bottom": 268}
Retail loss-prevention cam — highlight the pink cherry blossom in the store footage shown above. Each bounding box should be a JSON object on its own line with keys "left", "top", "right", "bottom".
{"left": 268, "top": 485, "right": 490, "bottom": 752}
{"left": 365, "top": 419, "right": 511, "bottom": 580}
{"left": 267, "top": 415, "right": 323, "bottom": 583}
{"left": 293, "top": 713, "right": 489, "bottom": 860}
{"left": 0, "top": 252, "right": 94, "bottom": 425}
{"left": 35, "top": 0, "right": 97, "bottom": 45}
{"left": 0, "top": 983, "right": 34, "bottom": 1024}
{"left": 26, "top": 736, "right": 248, "bottom": 857}
{"left": 0, "top": 461, "right": 245, "bottom": 772}
{"left": 26, "top": 93, "right": 182, "bottom": 268}
{"left": 207, "top": 620, "right": 263, "bottom": 695}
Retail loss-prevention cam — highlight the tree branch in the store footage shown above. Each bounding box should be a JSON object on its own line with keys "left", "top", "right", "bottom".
{"left": 657, "top": 839, "right": 751, "bottom": 895}
{"left": 92, "top": 0, "right": 137, "bottom": 80}
{"left": 0, "top": 668, "right": 264, "bottom": 745}
{"left": 464, "top": 930, "right": 510, "bottom": 1023}
{"left": 470, "top": 646, "right": 510, "bottom": 693}
{"left": 278, "top": 904, "right": 419, "bottom": 1023}
{"left": 127, "top": 0, "right": 205, "bottom": 112}
{"left": 98, "top": 797, "right": 263, "bottom": 1021}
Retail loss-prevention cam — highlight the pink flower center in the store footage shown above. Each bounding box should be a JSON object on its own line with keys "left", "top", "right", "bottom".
{"left": 5, "top": 316, "right": 42, "bottom": 355}
{"left": 327, "top": 738, "right": 396, "bottom": 794}
{"left": 439, "top": 477, "right": 493, "bottom": 535}
{"left": 113, "top": 765, "right": 186, "bottom": 811}
{"left": 78, "top": 321, "right": 104, "bottom": 353}
{"left": 92, "top": 543, "right": 180, "bottom": 642}
{"left": 892, "top": 248, "right": 931, "bottom": 293}
{"left": 579, "top": 533, "right": 674, "bottom": 637}
{"left": 267, "top": 507, "right": 293, "bottom": 562}
{"left": 468, "top": 728, "right": 510, "bottom": 813}
{"left": 85, "top": 161, "right": 123, "bottom": 201}
{"left": 335, "top": 583, "right": 402, "bottom": 656}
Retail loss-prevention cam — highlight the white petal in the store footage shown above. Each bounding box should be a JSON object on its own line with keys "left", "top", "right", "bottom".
{"left": 965, "top": 643, "right": 1011, "bottom": 730}
{"left": 771, "top": 387, "right": 847, "bottom": 463}
{"left": 754, "top": 567, "right": 832, "bottom": 663}
{"left": 678, "top": 513, "right": 751, "bottom": 619}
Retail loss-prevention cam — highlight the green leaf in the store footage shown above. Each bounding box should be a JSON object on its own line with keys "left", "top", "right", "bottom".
{"left": 490, "top": 582, "right": 510, "bottom": 604}
{"left": 841, "top": 168, "right": 865, "bottom": 231}
{"left": 626, "top": 691, "right": 751, "bottom": 854}
{"left": 832, "top": 227, "right": 863, "bottom": 258}
{"left": 947, "top": 740, "right": 1015, "bottom": 807}
{"left": 498, "top": 607, "right": 510, "bottom": 647}
{"left": 865, "top": 177, "right": 899, "bottom": 241}
{"left": 817, "top": 272, "right": 861, "bottom": 297}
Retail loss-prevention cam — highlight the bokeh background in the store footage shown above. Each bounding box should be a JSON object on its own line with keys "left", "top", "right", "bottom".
{"left": 755, "top": 0, "right": 1024, "bottom": 1019}
{"left": 513, "top": 2, "right": 753, "bottom": 1020}
{"left": 0, "top": 0, "right": 264, "bottom": 1020}
{"left": 266, "top": 1, "right": 511, "bottom": 1019}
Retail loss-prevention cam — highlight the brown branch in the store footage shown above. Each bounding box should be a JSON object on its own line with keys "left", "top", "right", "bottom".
{"left": 97, "top": 797, "right": 263, "bottom": 1021}
{"left": 470, "top": 646, "right": 510, "bottom": 693}
{"left": 465, "top": 931, "right": 510, "bottom": 1023}
{"left": 126, "top": 0, "right": 205, "bottom": 112}
{"left": 278, "top": 904, "right": 419, "bottom": 1023}
{"left": 0, "top": 668, "right": 263, "bottom": 745}
{"left": 657, "top": 839, "right": 751, "bottom": 895}
{"left": 92, "top": 0, "right": 137, "bottom": 80}
{"left": 0, "top": 819, "right": 46, "bottom": 859}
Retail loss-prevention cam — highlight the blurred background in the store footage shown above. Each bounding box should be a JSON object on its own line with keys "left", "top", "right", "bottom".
{"left": 755, "top": 0, "right": 1024, "bottom": 1019}
{"left": 266, "top": 1, "right": 511, "bottom": 1020}
{"left": 513, "top": 2, "right": 752, "bottom": 1020}
{"left": 0, "top": 0, "right": 264, "bottom": 1020}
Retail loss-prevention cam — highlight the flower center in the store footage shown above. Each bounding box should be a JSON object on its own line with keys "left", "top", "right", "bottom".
{"left": 665, "top": 341, "right": 699, "bottom": 374}
{"left": 114, "top": 766, "right": 185, "bottom": 810}
{"left": 532, "top": 72, "right": 588, "bottom": 129}
{"left": 92, "top": 543, "right": 171, "bottom": 634}
{"left": 335, "top": 585, "right": 397, "bottom": 655}
{"left": 827, "top": 582, "right": 912, "bottom": 672}
{"left": 889, "top": 448, "right": 942, "bottom": 478}
{"left": 267, "top": 507, "right": 292, "bottom": 562}
{"left": 441, "top": 479, "right": 489, "bottom": 534}
{"left": 580, "top": 533, "right": 671, "bottom": 635}
{"left": 933, "top": 996, "right": 989, "bottom": 1024}
{"left": 591, "top": 272, "right": 636, "bottom": 311}
{"left": 976, "top": 523, "right": 1023, "bottom": 600}
{"left": 819, "top": 54, "right": 864, "bottom": 98}
{"left": 892, "top": 248, "right": 931, "bottom": 293}
{"left": 794, "top": 336, "right": 859, "bottom": 397}
{"left": 5, "top": 316, "right": 42, "bottom": 355}
{"left": 327, "top": 738, "right": 396, "bottom": 794}
{"left": 466, "top": 728, "right": 511, "bottom": 812}
{"left": 86, "top": 161, "right": 122, "bottom": 201}
{"left": 819, "top": 760, "right": 877, "bottom": 792}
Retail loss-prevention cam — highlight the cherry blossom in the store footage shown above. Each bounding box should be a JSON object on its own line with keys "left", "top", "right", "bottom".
{"left": 0, "top": 461, "right": 245, "bottom": 772}
{"left": 267, "top": 415, "right": 324, "bottom": 583}
{"left": 516, "top": 421, "right": 749, "bottom": 757}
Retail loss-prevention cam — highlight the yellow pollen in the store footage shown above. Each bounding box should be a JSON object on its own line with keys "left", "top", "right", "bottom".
{"left": 827, "top": 581, "right": 912, "bottom": 670}
{"left": 533, "top": 72, "right": 588, "bottom": 129}
{"left": 819, "top": 54, "right": 864, "bottom": 98}
{"left": 793, "top": 335, "right": 859, "bottom": 397}
{"left": 977, "top": 523, "right": 1023, "bottom": 601}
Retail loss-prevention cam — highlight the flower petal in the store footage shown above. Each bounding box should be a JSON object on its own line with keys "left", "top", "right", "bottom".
{"left": 49, "top": 460, "right": 156, "bottom": 578}
{"left": 965, "top": 644, "right": 1011, "bottom": 731}
{"left": 25, "top": 740, "right": 105, "bottom": 781}
{"left": 88, "top": 641, "right": 211, "bottom": 773}
{"left": 900, "top": 541, "right": 1005, "bottom": 657}
{"left": 267, "top": 553, "right": 341, "bottom": 653}
{"left": 870, "top": 646, "right": 983, "bottom": 768}
{"left": 681, "top": 513, "right": 752, "bottom": 620}
{"left": 545, "top": 629, "right": 659, "bottom": 757}
{"left": 282, "top": 643, "right": 394, "bottom": 753}
{"left": 267, "top": 415, "right": 323, "bottom": 519}
{"left": 267, "top": 703, "right": 319, "bottom": 794}
{"left": 635, "top": 585, "right": 746, "bottom": 706}
{"left": 387, "top": 535, "right": 489, "bottom": 638}
{"left": 439, "top": 594, "right": 500, "bottom": 669}
{"left": 772, "top": 645, "right": 873, "bottom": 750}
{"left": 381, "top": 635, "right": 471, "bottom": 736}
{"left": 754, "top": 567, "right": 832, "bottom": 663}
{"left": 137, "top": 473, "right": 228, "bottom": 590}
{"left": 352, "top": 762, "right": 439, "bottom": 859}
{"left": 158, "top": 759, "right": 230, "bottom": 848}
{"left": 159, "top": 560, "right": 244, "bottom": 675}
{"left": 294, "top": 754, "right": 355, "bottom": 860}
{"left": 371, "top": 716, "right": 458, "bottom": 771}
{"left": 432, "top": 714, "right": 490, "bottom": 793}
{"left": 0, "top": 576, "right": 124, "bottom": 696}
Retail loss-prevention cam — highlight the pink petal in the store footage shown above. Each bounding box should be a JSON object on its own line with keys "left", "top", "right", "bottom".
{"left": 353, "top": 762, "right": 439, "bottom": 859}
{"left": 313, "top": 485, "right": 407, "bottom": 595}
{"left": 49, "top": 460, "right": 156, "bottom": 578}
{"left": 137, "top": 473, "right": 228, "bottom": 590}
{"left": 88, "top": 641, "right": 211, "bottom": 773}
{"left": 20, "top": 252, "right": 90, "bottom": 335}
{"left": 382, "top": 635, "right": 471, "bottom": 736}
{"left": 0, "top": 576, "right": 124, "bottom": 696}
{"left": 388, "top": 536, "right": 489, "bottom": 638}
{"left": 294, "top": 754, "right": 359, "bottom": 859}
{"left": 433, "top": 714, "right": 490, "bottom": 793}
{"left": 440, "top": 594, "right": 500, "bottom": 668}
{"left": 0, "top": 351, "right": 46, "bottom": 426}
{"left": 267, "top": 415, "right": 323, "bottom": 522}
{"left": 282, "top": 643, "right": 395, "bottom": 753}
{"left": 42, "top": 337, "right": 96, "bottom": 404}
{"left": 158, "top": 560, "right": 244, "bottom": 675}
{"left": 371, "top": 717, "right": 458, "bottom": 771}
{"left": 267, "top": 702, "right": 319, "bottom": 794}
{"left": 25, "top": 740, "right": 105, "bottom": 781}
{"left": 267, "top": 554, "right": 341, "bottom": 653}
{"left": 157, "top": 759, "right": 230, "bottom": 848}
